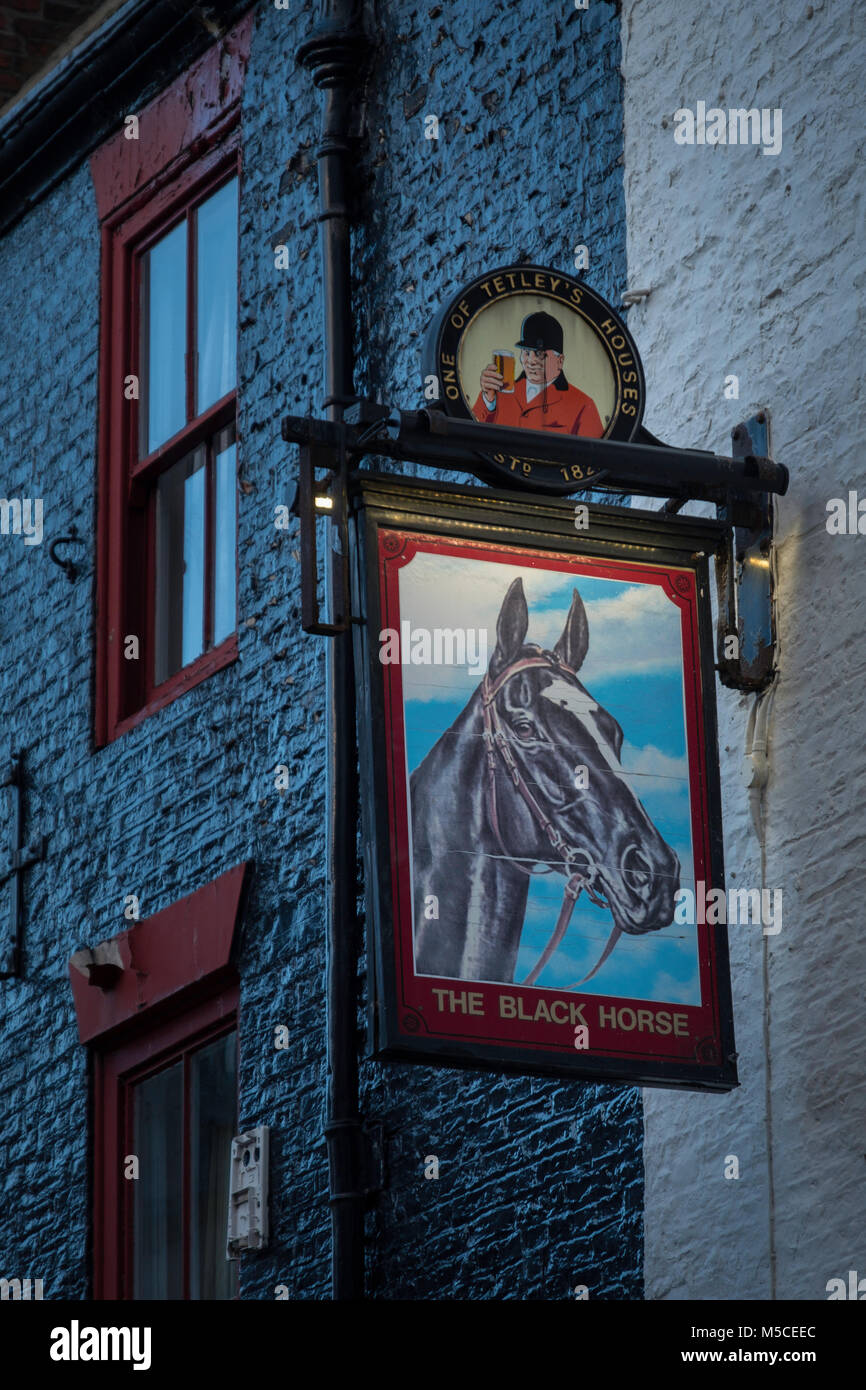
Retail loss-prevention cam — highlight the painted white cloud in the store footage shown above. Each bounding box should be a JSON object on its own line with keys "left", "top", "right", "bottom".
{"left": 397, "top": 550, "right": 568, "bottom": 634}
{"left": 531, "top": 585, "right": 683, "bottom": 682}
{"left": 621, "top": 742, "right": 689, "bottom": 784}
{"left": 394, "top": 550, "right": 685, "bottom": 702}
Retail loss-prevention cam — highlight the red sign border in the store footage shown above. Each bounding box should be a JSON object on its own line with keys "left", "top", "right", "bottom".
{"left": 377, "top": 530, "right": 725, "bottom": 1071}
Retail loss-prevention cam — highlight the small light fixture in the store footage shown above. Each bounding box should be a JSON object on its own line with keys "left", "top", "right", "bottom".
{"left": 314, "top": 494, "right": 334, "bottom": 511}
{"left": 70, "top": 939, "right": 125, "bottom": 991}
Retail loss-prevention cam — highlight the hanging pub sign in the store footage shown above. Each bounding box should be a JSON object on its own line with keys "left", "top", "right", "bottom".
{"left": 351, "top": 476, "right": 737, "bottom": 1091}
{"left": 423, "top": 264, "right": 646, "bottom": 491}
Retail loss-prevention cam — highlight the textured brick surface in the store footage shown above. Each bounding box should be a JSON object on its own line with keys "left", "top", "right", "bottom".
{"left": 0, "top": 0, "right": 640, "bottom": 1301}
{"left": 0, "top": 0, "right": 101, "bottom": 98}
{"left": 621, "top": 0, "right": 866, "bottom": 1301}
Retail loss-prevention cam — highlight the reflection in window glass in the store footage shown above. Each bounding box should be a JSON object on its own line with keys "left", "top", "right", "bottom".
{"left": 142, "top": 221, "right": 187, "bottom": 453}
{"left": 196, "top": 178, "right": 238, "bottom": 415}
{"left": 155, "top": 447, "right": 206, "bottom": 684}
{"left": 213, "top": 425, "right": 237, "bottom": 647}
{"left": 189, "top": 1033, "right": 237, "bottom": 1300}
{"left": 132, "top": 1062, "right": 183, "bottom": 1300}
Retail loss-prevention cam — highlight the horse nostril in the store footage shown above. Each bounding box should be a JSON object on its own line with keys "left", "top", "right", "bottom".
{"left": 621, "top": 844, "right": 653, "bottom": 895}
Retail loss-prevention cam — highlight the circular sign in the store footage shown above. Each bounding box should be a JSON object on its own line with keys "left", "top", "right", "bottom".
{"left": 423, "top": 264, "right": 645, "bottom": 492}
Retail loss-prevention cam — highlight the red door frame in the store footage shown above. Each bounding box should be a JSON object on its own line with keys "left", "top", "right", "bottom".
{"left": 94, "top": 986, "right": 240, "bottom": 1301}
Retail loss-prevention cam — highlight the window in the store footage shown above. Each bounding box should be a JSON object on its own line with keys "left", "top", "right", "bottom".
{"left": 119, "top": 1004, "right": 239, "bottom": 1300}
{"left": 152, "top": 421, "right": 238, "bottom": 684}
{"left": 102, "top": 163, "right": 240, "bottom": 736}
{"left": 91, "top": 20, "right": 253, "bottom": 745}
{"left": 96, "top": 992, "right": 240, "bottom": 1301}
{"left": 68, "top": 862, "right": 250, "bottom": 1300}
{"left": 136, "top": 174, "right": 240, "bottom": 686}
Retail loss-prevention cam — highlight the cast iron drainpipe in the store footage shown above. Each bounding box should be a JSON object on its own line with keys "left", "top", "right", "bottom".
{"left": 297, "top": 0, "right": 368, "bottom": 1301}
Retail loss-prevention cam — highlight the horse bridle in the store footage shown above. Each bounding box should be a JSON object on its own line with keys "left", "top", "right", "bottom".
{"left": 481, "top": 648, "right": 622, "bottom": 988}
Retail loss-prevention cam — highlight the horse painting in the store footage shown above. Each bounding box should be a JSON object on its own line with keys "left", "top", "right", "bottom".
{"left": 410, "top": 576, "right": 680, "bottom": 985}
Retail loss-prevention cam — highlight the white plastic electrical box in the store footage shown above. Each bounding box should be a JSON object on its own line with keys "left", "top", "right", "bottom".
{"left": 226, "top": 1125, "right": 269, "bottom": 1257}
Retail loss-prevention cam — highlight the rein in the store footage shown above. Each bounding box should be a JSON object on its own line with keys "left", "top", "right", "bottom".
{"left": 481, "top": 651, "right": 622, "bottom": 988}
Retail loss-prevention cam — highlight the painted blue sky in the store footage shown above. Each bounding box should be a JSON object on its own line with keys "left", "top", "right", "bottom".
{"left": 397, "top": 547, "right": 701, "bottom": 1005}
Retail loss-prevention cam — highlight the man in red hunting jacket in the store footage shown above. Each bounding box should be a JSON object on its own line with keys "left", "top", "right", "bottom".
{"left": 472, "top": 310, "right": 604, "bottom": 437}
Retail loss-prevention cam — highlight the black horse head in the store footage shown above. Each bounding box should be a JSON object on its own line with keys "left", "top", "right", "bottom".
{"left": 483, "top": 576, "right": 680, "bottom": 940}
{"left": 411, "top": 576, "right": 680, "bottom": 983}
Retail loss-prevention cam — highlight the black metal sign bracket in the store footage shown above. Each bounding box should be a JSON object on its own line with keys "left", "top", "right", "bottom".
{"left": 284, "top": 401, "right": 787, "bottom": 504}
{"left": 283, "top": 402, "right": 786, "bottom": 691}
{"left": 714, "top": 413, "right": 777, "bottom": 692}
{"left": 292, "top": 438, "right": 353, "bottom": 636}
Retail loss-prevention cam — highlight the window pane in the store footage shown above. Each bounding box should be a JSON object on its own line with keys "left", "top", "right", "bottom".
{"left": 142, "top": 221, "right": 187, "bottom": 453}
{"left": 189, "top": 1033, "right": 237, "bottom": 1301}
{"left": 196, "top": 178, "right": 238, "bottom": 414}
{"left": 132, "top": 1062, "right": 183, "bottom": 1300}
{"left": 155, "top": 446, "right": 206, "bottom": 684}
{"left": 213, "top": 424, "right": 237, "bottom": 646}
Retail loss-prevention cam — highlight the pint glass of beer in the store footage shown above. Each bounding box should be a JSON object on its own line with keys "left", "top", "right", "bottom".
{"left": 493, "top": 349, "right": 515, "bottom": 393}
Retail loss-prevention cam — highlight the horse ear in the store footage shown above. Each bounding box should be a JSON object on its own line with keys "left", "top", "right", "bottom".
{"left": 554, "top": 588, "right": 589, "bottom": 672}
{"left": 489, "top": 577, "right": 529, "bottom": 678}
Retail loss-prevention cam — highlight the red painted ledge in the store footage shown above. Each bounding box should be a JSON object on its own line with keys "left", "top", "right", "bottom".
{"left": 89, "top": 10, "right": 254, "bottom": 221}
{"left": 70, "top": 862, "right": 250, "bottom": 1045}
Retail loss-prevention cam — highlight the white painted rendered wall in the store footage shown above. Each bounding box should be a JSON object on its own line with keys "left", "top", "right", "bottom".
{"left": 621, "top": 0, "right": 866, "bottom": 1300}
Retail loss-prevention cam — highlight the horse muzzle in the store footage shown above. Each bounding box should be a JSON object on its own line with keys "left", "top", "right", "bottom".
{"left": 604, "top": 840, "right": 681, "bottom": 935}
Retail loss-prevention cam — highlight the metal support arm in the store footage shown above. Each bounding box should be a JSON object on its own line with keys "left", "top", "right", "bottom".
{"left": 283, "top": 403, "right": 788, "bottom": 506}
{"left": 285, "top": 402, "right": 784, "bottom": 691}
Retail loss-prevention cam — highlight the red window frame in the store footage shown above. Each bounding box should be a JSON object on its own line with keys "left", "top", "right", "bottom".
{"left": 91, "top": 16, "right": 253, "bottom": 747}
{"left": 69, "top": 861, "right": 250, "bottom": 1300}
{"left": 95, "top": 987, "right": 240, "bottom": 1301}
{"left": 97, "top": 141, "right": 240, "bottom": 744}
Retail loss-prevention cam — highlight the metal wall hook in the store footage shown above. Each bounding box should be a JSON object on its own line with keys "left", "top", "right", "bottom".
{"left": 48, "top": 525, "right": 85, "bottom": 582}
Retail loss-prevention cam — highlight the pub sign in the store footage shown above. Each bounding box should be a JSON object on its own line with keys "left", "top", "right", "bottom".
{"left": 351, "top": 477, "right": 737, "bottom": 1092}
{"left": 423, "top": 263, "right": 646, "bottom": 491}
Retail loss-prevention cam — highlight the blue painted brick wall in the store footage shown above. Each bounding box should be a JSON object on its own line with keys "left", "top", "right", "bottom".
{"left": 0, "top": 0, "right": 640, "bottom": 1301}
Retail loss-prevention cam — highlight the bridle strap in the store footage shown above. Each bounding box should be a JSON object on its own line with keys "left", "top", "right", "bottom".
{"left": 483, "top": 652, "right": 581, "bottom": 862}
{"left": 481, "top": 652, "right": 622, "bottom": 988}
{"left": 483, "top": 652, "right": 565, "bottom": 704}
{"left": 523, "top": 880, "right": 622, "bottom": 988}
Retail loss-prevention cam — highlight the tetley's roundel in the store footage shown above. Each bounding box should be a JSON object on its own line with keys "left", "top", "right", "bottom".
{"left": 424, "top": 265, "right": 646, "bottom": 452}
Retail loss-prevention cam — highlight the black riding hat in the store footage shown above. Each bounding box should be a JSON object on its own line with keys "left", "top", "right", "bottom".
{"left": 515, "top": 310, "right": 564, "bottom": 354}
